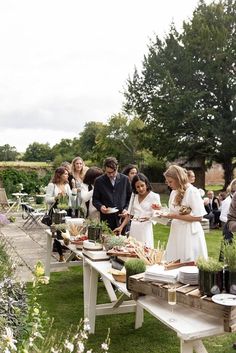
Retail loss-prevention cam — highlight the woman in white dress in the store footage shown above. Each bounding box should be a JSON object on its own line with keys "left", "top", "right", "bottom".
{"left": 114, "top": 173, "right": 161, "bottom": 248}
{"left": 160, "top": 165, "right": 208, "bottom": 262}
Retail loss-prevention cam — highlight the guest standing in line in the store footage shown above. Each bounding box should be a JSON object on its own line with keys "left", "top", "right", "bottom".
{"left": 80, "top": 167, "right": 103, "bottom": 220}
{"left": 71, "top": 156, "right": 89, "bottom": 216}
{"left": 122, "top": 164, "right": 138, "bottom": 182}
{"left": 92, "top": 157, "right": 132, "bottom": 232}
{"left": 45, "top": 167, "right": 75, "bottom": 262}
{"left": 159, "top": 165, "right": 208, "bottom": 262}
{"left": 114, "top": 173, "right": 161, "bottom": 248}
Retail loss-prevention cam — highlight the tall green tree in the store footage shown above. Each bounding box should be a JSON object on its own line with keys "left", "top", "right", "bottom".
{"left": 94, "top": 114, "right": 146, "bottom": 168}
{"left": 124, "top": 0, "right": 236, "bottom": 188}
{"left": 0, "top": 144, "right": 18, "bottom": 161}
{"left": 78, "top": 121, "right": 105, "bottom": 162}
{"left": 23, "top": 142, "right": 53, "bottom": 162}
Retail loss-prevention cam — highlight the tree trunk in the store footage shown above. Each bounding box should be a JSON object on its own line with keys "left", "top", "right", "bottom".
{"left": 222, "top": 158, "right": 233, "bottom": 190}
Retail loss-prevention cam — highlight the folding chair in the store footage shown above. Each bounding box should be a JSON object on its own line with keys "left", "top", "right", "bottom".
{"left": 0, "top": 188, "right": 13, "bottom": 212}
{"left": 21, "top": 203, "right": 46, "bottom": 229}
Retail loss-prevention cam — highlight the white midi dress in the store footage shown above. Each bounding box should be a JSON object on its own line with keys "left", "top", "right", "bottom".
{"left": 165, "top": 184, "right": 208, "bottom": 262}
{"left": 128, "top": 191, "right": 161, "bottom": 248}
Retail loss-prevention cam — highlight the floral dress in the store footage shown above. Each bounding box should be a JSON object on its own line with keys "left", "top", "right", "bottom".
{"left": 165, "top": 184, "right": 208, "bottom": 262}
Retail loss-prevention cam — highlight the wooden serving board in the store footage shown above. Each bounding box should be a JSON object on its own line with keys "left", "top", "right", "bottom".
{"left": 129, "top": 273, "right": 236, "bottom": 333}
{"left": 106, "top": 250, "right": 138, "bottom": 257}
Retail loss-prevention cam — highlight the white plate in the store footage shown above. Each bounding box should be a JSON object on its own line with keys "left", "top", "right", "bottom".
{"left": 107, "top": 207, "right": 119, "bottom": 214}
{"left": 212, "top": 293, "right": 236, "bottom": 306}
{"left": 179, "top": 266, "right": 199, "bottom": 274}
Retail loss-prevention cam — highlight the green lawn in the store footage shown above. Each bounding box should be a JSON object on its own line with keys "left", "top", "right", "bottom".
{"left": 37, "top": 225, "right": 236, "bottom": 353}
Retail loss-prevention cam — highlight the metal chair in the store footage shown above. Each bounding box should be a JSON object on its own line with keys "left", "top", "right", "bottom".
{"left": 21, "top": 203, "right": 46, "bottom": 229}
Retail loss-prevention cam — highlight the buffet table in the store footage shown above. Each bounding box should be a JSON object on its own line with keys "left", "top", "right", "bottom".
{"left": 44, "top": 229, "right": 83, "bottom": 277}
{"left": 82, "top": 257, "right": 228, "bottom": 353}
{"left": 83, "top": 255, "right": 137, "bottom": 334}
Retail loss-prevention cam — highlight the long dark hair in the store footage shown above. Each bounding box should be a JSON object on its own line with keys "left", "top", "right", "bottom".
{"left": 83, "top": 167, "right": 103, "bottom": 186}
{"left": 52, "top": 167, "right": 68, "bottom": 184}
{"left": 131, "top": 173, "right": 152, "bottom": 194}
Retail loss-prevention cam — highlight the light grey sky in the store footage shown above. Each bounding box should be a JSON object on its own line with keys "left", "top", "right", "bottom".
{"left": 0, "top": 0, "right": 209, "bottom": 152}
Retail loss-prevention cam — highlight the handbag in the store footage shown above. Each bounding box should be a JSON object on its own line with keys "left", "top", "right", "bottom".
{"left": 41, "top": 200, "right": 58, "bottom": 226}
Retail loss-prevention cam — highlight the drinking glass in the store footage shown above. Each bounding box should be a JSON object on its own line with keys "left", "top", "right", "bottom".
{"left": 168, "top": 284, "right": 176, "bottom": 322}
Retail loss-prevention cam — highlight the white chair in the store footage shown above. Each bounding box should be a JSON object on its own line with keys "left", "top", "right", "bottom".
{"left": 21, "top": 203, "right": 45, "bottom": 229}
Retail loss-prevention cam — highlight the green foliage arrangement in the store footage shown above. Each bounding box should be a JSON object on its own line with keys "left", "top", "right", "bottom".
{"left": 105, "top": 235, "right": 127, "bottom": 250}
{"left": 196, "top": 257, "right": 223, "bottom": 272}
{"left": 224, "top": 240, "right": 236, "bottom": 272}
{"left": 0, "top": 168, "right": 51, "bottom": 197}
{"left": 124, "top": 258, "right": 146, "bottom": 275}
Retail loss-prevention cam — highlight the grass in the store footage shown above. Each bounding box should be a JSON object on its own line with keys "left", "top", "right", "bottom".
{"left": 37, "top": 224, "right": 236, "bottom": 353}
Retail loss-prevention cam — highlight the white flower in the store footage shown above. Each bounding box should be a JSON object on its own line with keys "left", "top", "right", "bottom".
{"left": 4, "top": 348, "right": 11, "bottom": 353}
{"left": 83, "top": 323, "right": 90, "bottom": 332}
{"left": 80, "top": 331, "right": 88, "bottom": 339}
{"left": 2, "top": 327, "right": 17, "bottom": 351}
{"left": 78, "top": 341, "right": 84, "bottom": 352}
{"left": 101, "top": 343, "right": 109, "bottom": 351}
{"left": 64, "top": 340, "right": 74, "bottom": 352}
{"left": 86, "top": 350, "right": 92, "bottom": 353}
{"left": 51, "top": 348, "right": 59, "bottom": 353}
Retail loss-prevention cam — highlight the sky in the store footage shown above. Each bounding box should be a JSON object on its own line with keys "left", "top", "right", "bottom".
{"left": 0, "top": 0, "right": 211, "bottom": 152}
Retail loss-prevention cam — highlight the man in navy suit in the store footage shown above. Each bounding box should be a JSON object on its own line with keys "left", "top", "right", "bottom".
{"left": 93, "top": 157, "right": 132, "bottom": 232}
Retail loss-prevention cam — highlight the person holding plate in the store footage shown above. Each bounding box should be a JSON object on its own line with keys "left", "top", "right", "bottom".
{"left": 158, "top": 165, "right": 208, "bottom": 262}
{"left": 92, "top": 157, "right": 132, "bottom": 232}
{"left": 114, "top": 173, "right": 161, "bottom": 248}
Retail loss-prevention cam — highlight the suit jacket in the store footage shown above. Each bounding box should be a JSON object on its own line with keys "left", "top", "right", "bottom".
{"left": 92, "top": 172, "right": 132, "bottom": 230}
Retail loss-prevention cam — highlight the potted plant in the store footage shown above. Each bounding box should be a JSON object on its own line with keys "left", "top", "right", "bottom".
{"left": 124, "top": 258, "right": 146, "bottom": 291}
{"left": 86, "top": 219, "right": 102, "bottom": 242}
{"left": 54, "top": 223, "right": 69, "bottom": 245}
{"left": 224, "top": 239, "right": 236, "bottom": 294}
{"left": 196, "top": 257, "right": 224, "bottom": 297}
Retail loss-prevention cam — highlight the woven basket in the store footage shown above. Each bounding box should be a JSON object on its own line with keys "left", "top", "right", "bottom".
{"left": 112, "top": 273, "right": 126, "bottom": 283}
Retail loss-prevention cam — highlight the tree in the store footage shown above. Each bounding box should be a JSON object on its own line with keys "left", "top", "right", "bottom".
{"left": 23, "top": 142, "right": 53, "bottom": 162}
{"left": 0, "top": 144, "right": 18, "bottom": 161}
{"left": 94, "top": 113, "right": 146, "bottom": 168}
{"left": 51, "top": 138, "right": 79, "bottom": 163}
{"left": 124, "top": 0, "right": 236, "bottom": 188}
{"left": 78, "top": 121, "right": 105, "bottom": 162}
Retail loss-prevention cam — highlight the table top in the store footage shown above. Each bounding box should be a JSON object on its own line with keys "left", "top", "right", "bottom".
{"left": 83, "top": 254, "right": 130, "bottom": 297}
{"left": 12, "top": 192, "right": 28, "bottom": 197}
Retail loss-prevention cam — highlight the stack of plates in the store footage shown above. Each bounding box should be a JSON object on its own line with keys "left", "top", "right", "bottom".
{"left": 178, "top": 266, "right": 199, "bottom": 285}
{"left": 144, "top": 264, "right": 179, "bottom": 283}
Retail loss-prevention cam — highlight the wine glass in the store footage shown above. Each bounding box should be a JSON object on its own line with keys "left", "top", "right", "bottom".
{"left": 167, "top": 284, "right": 176, "bottom": 322}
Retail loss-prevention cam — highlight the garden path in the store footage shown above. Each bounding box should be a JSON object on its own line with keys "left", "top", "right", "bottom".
{"left": 0, "top": 213, "right": 56, "bottom": 282}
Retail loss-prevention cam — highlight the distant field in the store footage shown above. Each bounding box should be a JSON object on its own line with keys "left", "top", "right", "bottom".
{"left": 0, "top": 161, "right": 52, "bottom": 167}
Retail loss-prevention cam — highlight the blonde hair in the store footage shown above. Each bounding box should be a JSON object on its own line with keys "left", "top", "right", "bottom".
{"left": 227, "top": 178, "right": 236, "bottom": 194}
{"left": 71, "top": 156, "right": 88, "bottom": 182}
{"left": 164, "top": 165, "right": 189, "bottom": 206}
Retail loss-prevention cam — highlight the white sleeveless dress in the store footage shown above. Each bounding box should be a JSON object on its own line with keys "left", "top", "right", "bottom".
{"left": 165, "top": 184, "right": 208, "bottom": 262}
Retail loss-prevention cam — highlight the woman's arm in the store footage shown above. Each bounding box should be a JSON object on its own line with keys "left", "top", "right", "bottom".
{"left": 45, "top": 183, "right": 57, "bottom": 205}
{"left": 113, "top": 214, "right": 131, "bottom": 235}
{"left": 166, "top": 213, "right": 202, "bottom": 222}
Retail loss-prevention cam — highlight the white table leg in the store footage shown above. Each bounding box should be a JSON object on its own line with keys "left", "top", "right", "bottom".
{"left": 83, "top": 259, "right": 91, "bottom": 320}
{"left": 45, "top": 231, "right": 52, "bottom": 277}
{"left": 88, "top": 267, "right": 98, "bottom": 334}
{"left": 135, "top": 304, "right": 144, "bottom": 329}
{"left": 180, "top": 340, "right": 193, "bottom": 353}
{"left": 193, "top": 340, "right": 208, "bottom": 353}
{"left": 101, "top": 275, "right": 117, "bottom": 302}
